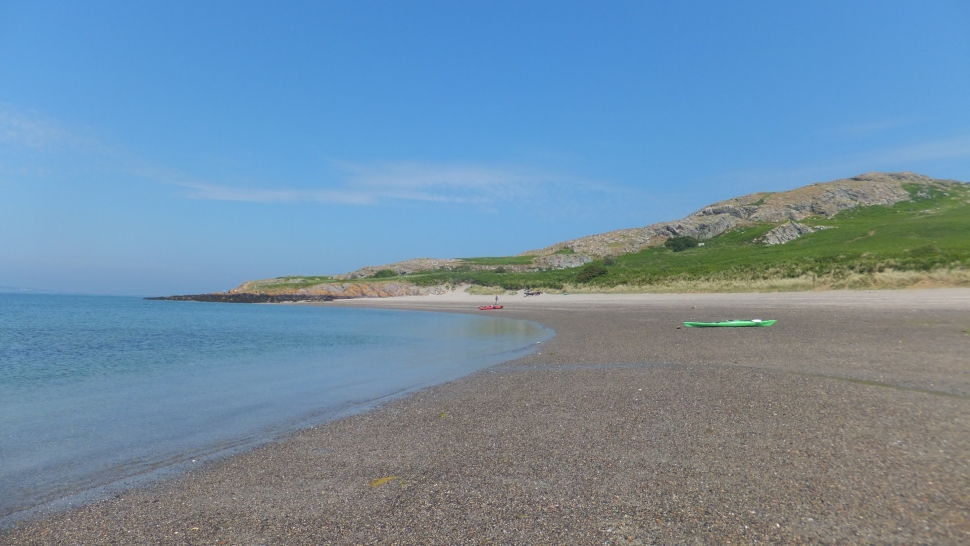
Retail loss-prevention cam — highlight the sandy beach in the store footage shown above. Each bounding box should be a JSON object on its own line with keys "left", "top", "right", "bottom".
{"left": 3, "top": 288, "right": 970, "bottom": 544}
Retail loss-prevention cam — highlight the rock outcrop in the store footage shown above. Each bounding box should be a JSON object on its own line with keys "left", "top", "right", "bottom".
{"left": 533, "top": 253, "right": 594, "bottom": 269}
{"left": 763, "top": 222, "right": 827, "bottom": 245}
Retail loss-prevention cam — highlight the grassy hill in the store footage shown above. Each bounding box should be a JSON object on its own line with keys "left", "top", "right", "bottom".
{"left": 415, "top": 182, "right": 969, "bottom": 292}
{"left": 238, "top": 175, "right": 970, "bottom": 295}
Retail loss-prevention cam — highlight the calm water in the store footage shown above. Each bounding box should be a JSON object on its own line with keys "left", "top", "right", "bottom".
{"left": 0, "top": 294, "right": 551, "bottom": 521}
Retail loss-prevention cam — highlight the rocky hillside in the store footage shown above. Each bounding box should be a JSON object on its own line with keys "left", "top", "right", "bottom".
{"left": 229, "top": 172, "right": 964, "bottom": 296}
{"left": 522, "top": 172, "right": 948, "bottom": 258}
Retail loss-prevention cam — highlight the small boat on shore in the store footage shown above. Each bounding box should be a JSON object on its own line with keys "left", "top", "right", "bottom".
{"left": 683, "top": 319, "right": 776, "bottom": 328}
{"left": 479, "top": 305, "right": 504, "bottom": 310}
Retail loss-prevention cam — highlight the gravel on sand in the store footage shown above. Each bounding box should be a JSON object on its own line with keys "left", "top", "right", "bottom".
{"left": 3, "top": 289, "right": 970, "bottom": 545}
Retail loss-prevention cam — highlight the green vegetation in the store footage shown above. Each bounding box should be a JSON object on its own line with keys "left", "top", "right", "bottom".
{"left": 576, "top": 264, "right": 608, "bottom": 282}
{"left": 664, "top": 236, "right": 700, "bottom": 252}
{"left": 554, "top": 247, "right": 576, "bottom": 254}
{"left": 372, "top": 269, "right": 398, "bottom": 278}
{"left": 250, "top": 275, "right": 333, "bottom": 291}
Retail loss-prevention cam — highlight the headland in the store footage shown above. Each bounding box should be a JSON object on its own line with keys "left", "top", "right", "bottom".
{"left": 222, "top": 172, "right": 970, "bottom": 299}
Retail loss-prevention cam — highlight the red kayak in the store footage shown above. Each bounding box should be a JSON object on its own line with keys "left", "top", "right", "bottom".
{"left": 478, "top": 305, "right": 504, "bottom": 310}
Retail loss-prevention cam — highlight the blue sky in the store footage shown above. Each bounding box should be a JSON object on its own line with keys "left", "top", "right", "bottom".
{"left": 1, "top": 1, "right": 968, "bottom": 295}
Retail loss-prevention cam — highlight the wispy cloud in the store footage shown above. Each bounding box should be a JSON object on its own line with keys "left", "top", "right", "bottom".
{"left": 0, "top": 105, "right": 603, "bottom": 207}
{"left": 146, "top": 160, "right": 602, "bottom": 207}
{"left": 0, "top": 105, "right": 72, "bottom": 148}
{"left": 179, "top": 182, "right": 381, "bottom": 205}
{"left": 0, "top": 104, "right": 121, "bottom": 162}
{"left": 323, "top": 161, "right": 569, "bottom": 204}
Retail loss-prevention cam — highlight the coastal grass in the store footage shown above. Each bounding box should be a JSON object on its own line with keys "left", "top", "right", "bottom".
{"left": 243, "top": 276, "right": 335, "bottom": 291}
{"left": 464, "top": 285, "right": 519, "bottom": 295}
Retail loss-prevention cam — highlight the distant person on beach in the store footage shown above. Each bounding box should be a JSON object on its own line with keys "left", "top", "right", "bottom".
{"left": 495, "top": 295, "right": 499, "bottom": 304}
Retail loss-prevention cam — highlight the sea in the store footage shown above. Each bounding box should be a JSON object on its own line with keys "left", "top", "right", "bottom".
{"left": 0, "top": 293, "right": 552, "bottom": 524}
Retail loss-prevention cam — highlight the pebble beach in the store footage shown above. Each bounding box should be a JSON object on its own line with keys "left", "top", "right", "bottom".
{"left": 3, "top": 288, "right": 969, "bottom": 545}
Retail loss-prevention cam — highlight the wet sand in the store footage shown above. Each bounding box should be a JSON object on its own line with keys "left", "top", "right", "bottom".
{"left": 3, "top": 289, "right": 970, "bottom": 544}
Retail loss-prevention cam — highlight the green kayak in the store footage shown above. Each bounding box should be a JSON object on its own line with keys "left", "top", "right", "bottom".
{"left": 683, "top": 319, "right": 777, "bottom": 328}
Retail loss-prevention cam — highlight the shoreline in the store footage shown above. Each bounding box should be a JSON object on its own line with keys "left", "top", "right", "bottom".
{"left": 4, "top": 288, "right": 970, "bottom": 544}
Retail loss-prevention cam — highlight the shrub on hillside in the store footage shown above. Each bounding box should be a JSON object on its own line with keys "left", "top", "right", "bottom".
{"left": 577, "top": 264, "right": 608, "bottom": 283}
{"left": 603, "top": 257, "right": 616, "bottom": 266}
{"left": 664, "top": 236, "right": 700, "bottom": 252}
{"left": 372, "top": 269, "right": 398, "bottom": 278}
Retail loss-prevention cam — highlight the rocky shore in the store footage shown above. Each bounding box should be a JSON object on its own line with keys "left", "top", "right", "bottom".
{"left": 5, "top": 289, "right": 970, "bottom": 544}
